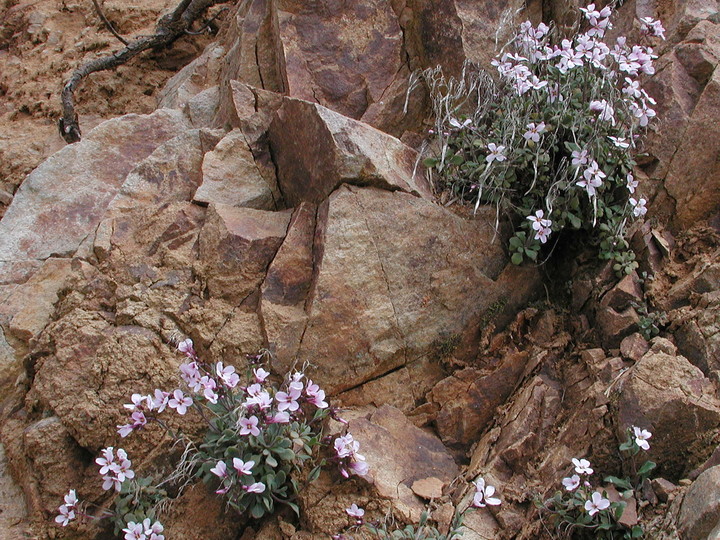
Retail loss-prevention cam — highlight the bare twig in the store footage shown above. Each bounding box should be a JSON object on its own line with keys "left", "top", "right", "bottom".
{"left": 91, "top": 0, "right": 128, "bottom": 45}
{"left": 185, "top": 5, "right": 228, "bottom": 35}
{"left": 59, "top": 0, "right": 229, "bottom": 143}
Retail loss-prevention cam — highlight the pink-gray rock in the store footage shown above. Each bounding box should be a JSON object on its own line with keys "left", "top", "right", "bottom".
{"left": 197, "top": 203, "right": 291, "bottom": 304}
{"left": 349, "top": 405, "right": 458, "bottom": 522}
{"left": 679, "top": 465, "right": 720, "bottom": 540}
{"left": 269, "top": 98, "right": 432, "bottom": 206}
{"left": 616, "top": 349, "right": 720, "bottom": 479}
{"left": 0, "top": 109, "right": 188, "bottom": 264}
{"left": 194, "top": 129, "right": 280, "bottom": 210}
{"left": 294, "top": 185, "right": 516, "bottom": 395}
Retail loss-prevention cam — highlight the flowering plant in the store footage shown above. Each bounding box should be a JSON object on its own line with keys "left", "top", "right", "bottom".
{"left": 422, "top": 4, "right": 664, "bottom": 275}
{"left": 55, "top": 341, "right": 368, "bottom": 536}
{"left": 537, "top": 426, "right": 655, "bottom": 538}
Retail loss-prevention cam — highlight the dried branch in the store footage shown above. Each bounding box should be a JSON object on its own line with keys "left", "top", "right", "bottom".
{"left": 59, "top": 0, "right": 229, "bottom": 143}
{"left": 91, "top": 0, "right": 128, "bottom": 45}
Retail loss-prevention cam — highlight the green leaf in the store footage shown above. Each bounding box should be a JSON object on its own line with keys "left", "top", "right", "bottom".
{"left": 275, "top": 448, "right": 296, "bottom": 462}
{"left": 637, "top": 460, "right": 656, "bottom": 476}
{"left": 287, "top": 501, "right": 300, "bottom": 517}
{"left": 525, "top": 248, "right": 538, "bottom": 261}
{"left": 511, "top": 252, "right": 524, "bottom": 265}
{"left": 631, "top": 525, "right": 644, "bottom": 537}
{"left": 250, "top": 503, "right": 265, "bottom": 519}
{"left": 423, "top": 157, "right": 439, "bottom": 168}
{"left": 265, "top": 455, "right": 278, "bottom": 468}
{"left": 604, "top": 476, "right": 633, "bottom": 490}
{"left": 450, "top": 154, "right": 464, "bottom": 165}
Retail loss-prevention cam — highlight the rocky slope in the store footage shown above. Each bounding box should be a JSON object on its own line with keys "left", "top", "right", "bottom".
{"left": 1, "top": 0, "right": 720, "bottom": 539}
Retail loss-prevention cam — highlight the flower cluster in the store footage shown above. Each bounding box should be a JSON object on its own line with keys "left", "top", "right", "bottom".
{"left": 55, "top": 490, "right": 78, "bottom": 527}
{"left": 122, "top": 518, "right": 164, "bottom": 540}
{"left": 540, "top": 426, "right": 656, "bottom": 537}
{"left": 97, "top": 447, "right": 135, "bottom": 492}
{"left": 333, "top": 433, "right": 369, "bottom": 478}
{"left": 424, "top": 4, "right": 664, "bottom": 274}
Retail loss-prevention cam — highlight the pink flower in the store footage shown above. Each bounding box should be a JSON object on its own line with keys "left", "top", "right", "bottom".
{"left": 633, "top": 426, "right": 652, "bottom": 450}
{"left": 245, "top": 482, "right": 266, "bottom": 494}
{"left": 630, "top": 197, "right": 647, "bottom": 217}
{"left": 472, "top": 477, "right": 501, "bottom": 507}
{"left": 276, "top": 386, "right": 302, "bottom": 412}
{"left": 55, "top": 504, "right": 75, "bottom": 526}
{"left": 168, "top": 389, "right": 193, "bottom": 415}
{"left": 346, "top": 503, "right": 365, "bottom": 519}
{"left": 210, "top": 461, "right": 228, "bottom": 479}
{"left": 626, "top": 173, "right": 638, "bottom": 194}
{"left": 238, "top": 416, "right": 261, "bottom": 436}
{"left": 179, "top": 361, "right": 202, "bottom": 391}
{"left": 585, "top": 491, "right": 610, "bottom": 516}
{"left": 122, "top": 521, "right": 145, "bottom": 540}
{"left": 305, "top": 380, "right": 328, "bottom": 408}
{"left": 150, "top": 389, "right": 169, "bottom": 412}
{"left": 253, "top": 367, "right": 270, "bottom": 383}
{"left": 523, "top": 122, "right": 546, "bottom": 143}
{"left": 267, "top": 411, "right": 291, "bottom": 424}
{"left": 177, "top": 338, "right": 195, "bottom": 356}
{"left": 124, "top": 393, "right": 151, "bottom": 412}
{"left": 216, "top": 362, "right": 240, "bottom": 388}
{"left": 233, "top": 458, "right": 255, "bottom": 475}
{"left": 562, "top": 474, "right": 580, "bottom": 491}
{"left": 572, "top": 458, "right": 594, "bottom": 475}
{"left": 96, "top": 447, "right": 115, "bottom": 475}
{"left": 485, "top": 143, "right": 507, "bottom": 164}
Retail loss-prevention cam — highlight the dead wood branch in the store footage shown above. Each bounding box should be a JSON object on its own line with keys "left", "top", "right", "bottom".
{"left": 59, "top": 0, "right": 229, "bottom": 143}
{"left": 91, "top": 0, "right": 128, "bottom": 45}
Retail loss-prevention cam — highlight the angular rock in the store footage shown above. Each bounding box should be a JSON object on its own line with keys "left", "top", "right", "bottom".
{"left": 194, "top": 129, "right": 279, "bottom": 210}
{"left": 0, "top": 109, "right": 188, "bottom": 263}
{"left": 600, "top": 272, "right": 643, "bottom": 311}
{"left": 350, "top": 405, "right": 458, "bottom": 521}
{"left": 277, "top": 0, "right": 404, "bottom": 121}
{"left": 616, "top": 349, "right": 720, "bottom": 479}
{"left": 197, "top": 204, "right": 291, "bottom": 304}
{"left": 268, "top": 98, "right": 432, "bottom": 206}
{"left": 297, "top": 185, "right": 515, "bottom": 394}
{"left": 185, "top": 86, "right": 221, "bottom": 128}
{"left": 428, "top": 351, "right": 527, "bottom": 447}
{"left": 596, "top": 305, "right": 641, "bottom": 349}
{"left": 620, "top": 333, "right": 650, "bottom": 362}
{"left": 665, "top": 67, "right": 720, "bottom": 227}
{"left": 0, "top": 443, "right": 27, "bottom": 539}
{"left": 157, "top": 44, "right": 226, "bottom": 110}
{"left": 109, "top": 129, "right": 217, "bottom": 212}
{"left": 651, "top": 477, "right": 678, "bottom": 502}
{"left": 679, "top": 465, "right": 720, "bottom": 539}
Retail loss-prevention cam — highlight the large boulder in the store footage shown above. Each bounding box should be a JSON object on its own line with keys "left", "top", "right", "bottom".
{"left": 678, "top": 464, "right": 720, "bottom": 540}
{"left": 615, "top": 341, "right": 720, "bottom": 479}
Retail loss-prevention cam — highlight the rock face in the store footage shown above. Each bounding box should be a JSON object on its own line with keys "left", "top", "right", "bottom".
{"left": 616, "top": 342, "right": 720, "bottom": 479}
{"left": 678, "top": 465, "right": 720, "bottom": 539}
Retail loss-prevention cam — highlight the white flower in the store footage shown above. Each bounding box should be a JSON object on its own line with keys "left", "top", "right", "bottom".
{"left": 584, "top": 491, "right": 611, "bottom": 516}
{"left": 633, "top": 426, "right": 652, "bottom": 450}
{"left": 577, "top": 161, "right": 606, "bottom": 197}
{"left": 449, "top": 117, "right": 472, "bottom": 129}
{"left": 535, "top": 226, "right": 552, "bottom": 244}
{"left": 527, "top": 209, "right": 552, "bottom": 231}
{"left": 572, "top": 457, "right": 594, "bottom": 475}
{"left": 562, "top": 474, "right": 581, "bottom": 491}
{"left": 472, "top": 477, "right": 502, "bottom": 507}
{"left": 523, "top": 122, "right": 546, "bottom": 142}
{"left": 640, "top": 17, "right": 666, "bottom": 40}
{"left": 589, "top": 99, "right": 616, "bottom": 124}
{"left": 485, "top": 143, "right": 507, "bottom": 164}
{"left": 608, "top": 136, "right": 630, "bottom": 149}
{"left": 571, "top": 148, "right": 589, "bottom": 168}
{"left": 626, "top": 173, "right": 638, "bottom": 194}
{"left": 630, "top": 197, "right": 647, "bottom": 217}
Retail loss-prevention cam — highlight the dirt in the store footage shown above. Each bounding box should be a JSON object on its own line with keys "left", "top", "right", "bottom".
{"left": 0, "top": 0, "right": 219, "bottom": 216}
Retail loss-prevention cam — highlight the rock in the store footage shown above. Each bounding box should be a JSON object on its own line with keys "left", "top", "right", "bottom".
{"left": 0, "top": 443, "right": 27, "bottom": 539}
{"left": 411, "top": 477, "right": 445, "bottom": 500}
{"left": 161, "top": 483, "right": 243, "bottom": 539}
{"left": 596, "top": 305, "right": 641, "bottom": 349}
{"left": 109, "top": 129, "right": 216, "bottom": 212}
{"left": 469, "top": 375, "right": 562, "bottom": 480}
{"left": 185, "top": 86, "right": 221, "bottom": 128}
{"left": 197, "top": 203, "right": 291, "bottom": 304}
{"left": 600, "top": 272, "right": 643, "bottom": 311}
{"left": 605, "top": 485, "right": 638, "bottom": 528}
{"left": 157, "top": 44, "right": 226, "bottom": 110}
{"left": 616, "top": 349, "right": 720, "bottom": 479}
{"left": 620, "top": 333, "right": 650, "bottom": 362}
{"left": 0, "top": 109, "right": 188, "bottom": 263}
{"left": 678, "top": 465, "right": 720, "bottom": 539}
{"left": 651, "top": 477, "right": 678, "bottom": 502}
{"left": 428, "top": 351, "right": 527, "bottom": 447}
{"left": 269, "top": 98, "right": 432, "bottom": 206}
{"left": 260, "top": 203, "right": 316, "bottom": 369}
{"left": 296, "top": 185, "right": 517, "bottom": 395}
{"left": 216, "top": 81, "right": 284, "bottom": 141}
{"left": 350, "top": 405, "right": 458, "bottom": 521}
{"left": 664, "top": 67, "right": 720, "bottom": 228}
{"left": 676, "top": 21, "right": 720, "bottom": 85}
{"left": 277, "top": 0, "right": 405, "bottom": 123}
{"left": 194, "top": 129, "right": 280, "bottom": 210}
